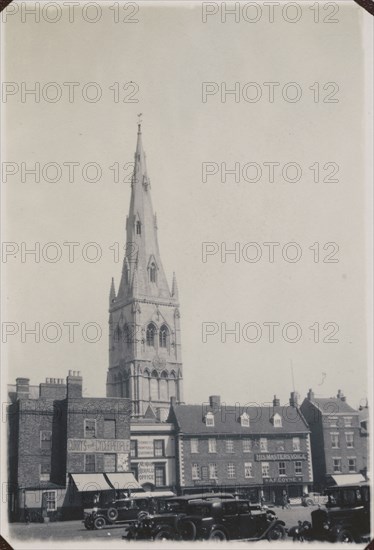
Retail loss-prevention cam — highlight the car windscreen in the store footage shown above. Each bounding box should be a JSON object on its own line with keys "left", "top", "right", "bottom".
{"left": 157, "top": 499, "right": 187, "bottom": 514}
{"left": 326, "top": 487, "right": 363, "bottom": 508}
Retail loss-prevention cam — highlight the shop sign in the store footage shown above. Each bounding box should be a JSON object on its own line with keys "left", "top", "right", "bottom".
{"left": 138, "top": 462, "right": 155, "bottom": 484}
{"left": 263, "top": 477, "right": 299, "bottom": 484}
{"left": 255, "top": 453, "right": 306, "bottom": 461}
{"left": 67, "top": 439, "right": 130, "bottom": 453}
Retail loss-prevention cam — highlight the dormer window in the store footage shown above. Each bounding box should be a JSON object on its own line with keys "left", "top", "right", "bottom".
{"left": 136, "top": 221, "right": 141, "bottom": 235}
{"left": 272, "top": 413, "right": 282, "bottom": 428}
{"left": 149, "top": 262, "right": 157, "bottom": 283}
{"left": 205, "top": 412, "right": 215, "bottom": 427}
{"left": 240, "top": 412, "right": 250, "bottom": 427}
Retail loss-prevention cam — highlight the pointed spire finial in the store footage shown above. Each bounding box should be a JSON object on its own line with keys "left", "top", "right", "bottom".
{"left": 109, "top": 277, "right": 116, "bottom": 304}
{"left": 137, "top": 113, "right": 143, "bottom": 133}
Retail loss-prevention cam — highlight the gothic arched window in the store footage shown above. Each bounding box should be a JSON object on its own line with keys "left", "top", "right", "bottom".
{"left": 136, "top": 221, "right": 141, "bottom": 235}
{"left": 146, "top": 324, "right": 156, "bottom": 347}
{"left": 159, "top": 325, "right": 169, "bottom": 348}
{"left": 149, "top": 262, "right": 157, "bottom": 283}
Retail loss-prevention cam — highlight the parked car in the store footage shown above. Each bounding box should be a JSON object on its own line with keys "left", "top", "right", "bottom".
{"left": 301, "top": 492, "right": 327, "bottom": 507}
{"left": 290, "top": 483, "right": 370, "bottom": 543}
{"left": 84, "top": 492, "right": 173, "bottom": 530}
{"left": 125, "top": 497, "right": 286, "bottom": 541}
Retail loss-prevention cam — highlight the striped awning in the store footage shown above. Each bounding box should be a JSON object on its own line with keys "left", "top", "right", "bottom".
{"left": 105, "top": 472, "right": 142, "bottom": 491}
{"left": 71, "top": 473, "right": 112, "bottom": 492}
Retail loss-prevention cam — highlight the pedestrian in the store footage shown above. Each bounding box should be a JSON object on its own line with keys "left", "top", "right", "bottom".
{"left": 24, "top": 505, "right": 30, "bottom": 524}
{"left": 282, "top": 493, "right": 288, "bottom": 510}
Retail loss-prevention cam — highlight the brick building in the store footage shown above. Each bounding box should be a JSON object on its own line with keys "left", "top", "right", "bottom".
{"left": 7, "top": 372, "right": 135, "bottom": 521}
{"left": 300, "top": 389, "right": 368, "bottom": 491}
{"left": 168, "top": 393, "right": 313, "bottom": 504}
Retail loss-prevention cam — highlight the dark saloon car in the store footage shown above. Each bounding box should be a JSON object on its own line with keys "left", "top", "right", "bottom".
{"left": 125, "top": 497, "right": 286, "bottom": 541}
{"left": 123, "top": 493, "right": 234, "bottom": 540}
{"left": 84, "top": 493, "right": 172, "bottom": 530}
{"left": 308, "top": 483, "right": 370, "bottom": 543}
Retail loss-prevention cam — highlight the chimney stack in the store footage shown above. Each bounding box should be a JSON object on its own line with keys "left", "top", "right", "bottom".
{"left": 289, "top": 391, "right": 299, "bottom": 407}
{"left": 16, "top": 378, "right": 30, "bottom": 400}
{"left": 307, "top": 388, "right": 314, "bottom": 401}
{"left": 273, "top": 395, "right": 280, "bottom": 407}
{"left": 209, "top": 395, "right": 221, "bottom": 410}
{"left": 170, "top": 396, "right": 176, "bottom": 408}
{"left": 66, "top": 370, "right": 83, "bottom": 398}
{"left": 337, "top": 389, "right": 346, "bottom": 402}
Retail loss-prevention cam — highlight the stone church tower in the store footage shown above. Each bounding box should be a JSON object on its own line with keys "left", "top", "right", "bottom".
{"left": 106, "top": 123, "right": 183, "bottom": 417}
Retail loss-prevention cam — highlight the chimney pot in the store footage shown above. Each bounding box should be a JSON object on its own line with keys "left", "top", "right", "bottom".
{"left": 16, "top": 378, "right": 30, "bottom": 400}
{"left": 307, "top": 388, "right": 314, "bottom": 401}
{"left": 273, "top": 395, "right": 280, "bottom": 407}
{"left": 209, "top": 395, "right": 221, "bottom": 410}
{"left": 66, "top": 371, "right": 83, "bottom": 398}
{"left": 170, "top": 396, "right": 176, "bottom": 407}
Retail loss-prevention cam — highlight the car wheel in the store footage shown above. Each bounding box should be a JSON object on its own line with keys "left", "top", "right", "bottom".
{"left": 305, "top": 499, "right": 314, "bottom": 507}
{"left": 107, "top": 507, "right": 118, "bottom": 522}
{"left": 267, "top": 524, "right": 286, "bottom": 541}
{"left": 93, "top": 516, "right": 106, "bottom": 530}
{"left": 209, "top": 529, "right": 227, "bottom": 541}
{"left": 336, "top": 529, "right": 355, "bottom": 543}
{"left": 154, "top": 529, "right": 174, "bottom": 540}
{"left": 180, "top": 520, "right": 197, "bottom": 541}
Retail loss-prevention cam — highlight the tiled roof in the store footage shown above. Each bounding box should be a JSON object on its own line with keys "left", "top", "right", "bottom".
{"left": 169, "top": 404, "right": 309, "bottom": 435}
{"left": 309, "top": 397, "right": 358, "bottom": 415}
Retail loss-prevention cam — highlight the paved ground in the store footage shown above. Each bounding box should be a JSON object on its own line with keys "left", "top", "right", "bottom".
{"left": 5, "top": 505, "right": 317, "bottom": 543}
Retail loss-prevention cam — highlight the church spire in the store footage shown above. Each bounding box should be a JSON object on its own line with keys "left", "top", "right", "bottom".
{"left": 107, "top": 120, "right": 183, "bottom": 415}
{"left": 119, "top": 120, "right": 175, "bottom": 301}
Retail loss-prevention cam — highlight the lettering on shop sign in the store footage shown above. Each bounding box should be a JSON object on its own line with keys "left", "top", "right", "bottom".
{"left": 255, "top": 453, "right": 307, "bottom": 461}
{"left": 263, "top": 477, "right": 299, "bottom": 484}
{"left": 137, "top": 462, "right": 155, "bottom": 483}
{"left": 67, "top": 439, "right": 130, "bottom": 453}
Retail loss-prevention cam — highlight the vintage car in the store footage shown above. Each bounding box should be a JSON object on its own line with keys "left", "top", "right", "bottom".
{"left": 83, "top": 492, "right": 174, "bottom": 530}
{"left": 125, "top": 497, "right": 286, "bottom": 541}
{"left": 123, "top": 493, "right": 234, "bottom": 539}
{"left": 289, "top": 483, "right": 371, "bottom": 543}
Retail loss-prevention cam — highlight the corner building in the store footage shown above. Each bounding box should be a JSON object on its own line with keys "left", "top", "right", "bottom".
{"left": 7, "top": 373, "right": 133, "bottom": 521}
{"left": 300, "top": 389, "right": 369, "bottom": 490}
{"left": 106, "top": 123, "right": 183, "bottom": 418}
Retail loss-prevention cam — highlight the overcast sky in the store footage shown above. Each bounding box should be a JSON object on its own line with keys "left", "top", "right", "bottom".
{"left": 2, "top": 1, "right": 372, "bottom": 410}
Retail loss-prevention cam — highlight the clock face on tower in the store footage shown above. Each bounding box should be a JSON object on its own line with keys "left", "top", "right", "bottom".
{"left": 151, "top": 355, "right": 166, "bottom": 370}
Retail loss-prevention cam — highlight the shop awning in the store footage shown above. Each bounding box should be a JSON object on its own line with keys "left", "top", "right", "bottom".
{"left": 105, "top": 472, "right": 142, "bottom": 491}
{"left": 330, "top": 474, "right": 366, "bottom": 486}
{"left": 71, "top": 473, "right": 112, "bottom": 492}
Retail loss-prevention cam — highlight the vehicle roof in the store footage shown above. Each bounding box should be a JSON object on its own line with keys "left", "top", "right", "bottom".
{"left": 168, "top": 493, "right": 233, "bottom": 501}
{"left": 326, "top": 483, "right": 369, "bottom": 490}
